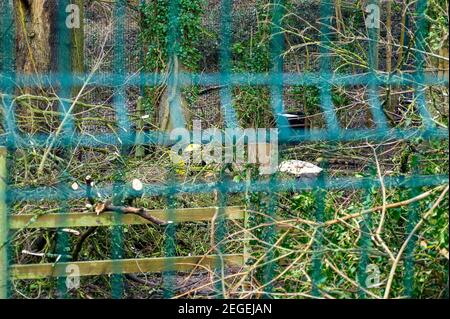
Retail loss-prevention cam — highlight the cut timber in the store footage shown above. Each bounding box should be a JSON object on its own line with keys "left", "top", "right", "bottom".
{"left": 10, "top": 254, "right": 244, "bottom": 279}
{"left": 10, "top": 206, "right": 245, "bottom": 229}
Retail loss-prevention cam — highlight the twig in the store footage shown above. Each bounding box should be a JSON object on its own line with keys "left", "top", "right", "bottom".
{"left": 21, "top": 250, "right": 71, "bottom": 260}
{"left": 324, "top": 258, "right": 381, "bottom": 299}
{"left": 323, "top": 185, "right": 446, "bottom": 227}
{"left": 275, "top": 185, "right": 445, "bottom": 229}
{"left": 72, "top": 226, "right": 98, "bottom": 261}
{"left": 37, "top": 31, "right": 110, "bottom": 175}
{"left": 198, "top": 86, "right": 225, "bottom": 95}
{"left": 370, "top": 144, "right": 395, "bottom": 262}
{"left": 61, "top": 228, "right": 80, "bottom": 236}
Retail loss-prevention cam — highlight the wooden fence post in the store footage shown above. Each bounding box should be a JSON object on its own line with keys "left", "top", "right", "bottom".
{"left": 135, "top": 96, "right": 145, "bottom": 158}
{"left": 0, "top": 147, "right": 8, "bottom": 299}
{"left": 243, "top": 168, "right": 252, "bottom": 268}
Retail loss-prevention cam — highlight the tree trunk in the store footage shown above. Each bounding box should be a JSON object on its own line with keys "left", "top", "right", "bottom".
{"left": 14, "top": 0, "right": 84, "bottom": 133}
{"left": 335, "top": 0, "right": 344, "bottom": 37}
{"left": 158, "top": 56, "right": 192, "bottom": 133}
{"left": 71, "top": 0, "right": 84, "bottom": 76}
{"left": 384, "top": 0, "right": 393, "bottom": 118}
{"left": 14, "top": 0, "right": 57, "bottom": 133}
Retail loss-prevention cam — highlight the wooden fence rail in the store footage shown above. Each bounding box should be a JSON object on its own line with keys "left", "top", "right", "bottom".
{"left": 9, "top": 206, "right": 245, "bottom": 229}
{"left": 11, "top": 255, "right": 245, "bottom": 280}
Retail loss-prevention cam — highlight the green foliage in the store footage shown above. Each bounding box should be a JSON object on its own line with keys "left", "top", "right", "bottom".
{"left": 291, "top": 85, "right": 320, "bottom": 111}
{"left": 232, "top": 0, "right": 271, "bottom": 73}
{"left": 233, "top": 86, "right": 274, "bottom": 127}
{"left": 230, "top": 0, "right": 274, "bottom": 127}
{"left": 139, "top": 0, "right": 204, "bottom": 123}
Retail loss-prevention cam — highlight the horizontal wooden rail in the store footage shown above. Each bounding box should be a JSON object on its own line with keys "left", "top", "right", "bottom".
{"left": 11, "top": 254, "right": 244, "bottom": 280}
{"left": 10, "top": 206, "right": 245, "bottom": 229}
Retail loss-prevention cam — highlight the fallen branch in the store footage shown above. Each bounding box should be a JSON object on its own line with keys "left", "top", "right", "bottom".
{"left": 324, "top": 258, "right": 381, "bottom": 299}
{"left": 94, "top": 201, "right": 168, "bottom": 226}
{"left": 275, "top": 184, "right": 446, "bottom": 229}
{"left": 22, "top": 250, "right": 71, "bottom": 261}
{"left": 72, "top": 176, "right": 98, "bottom": 261}
{"left": 323, "top": 185, "right": 446, "bottom": 227}
{"left": 371, "top": 144, "right": 395, "bottom": 262}
{"left": 72, "top": 226, "right": 98, "bottom": 261}
{"left": 383, "top": 185, "right": 449, "bottom": 299}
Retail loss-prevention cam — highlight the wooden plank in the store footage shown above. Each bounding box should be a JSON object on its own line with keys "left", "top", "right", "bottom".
{"left": 0, "top": 147, "right": 7, "bottom": 298}
{"left": 10, "top": 254, "right": 244, "bottom": 280}
{"left": 10, "top": 206, "right": 244, "bottom": 229}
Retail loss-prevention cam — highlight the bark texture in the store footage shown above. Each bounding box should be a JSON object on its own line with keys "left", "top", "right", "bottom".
{"left": 14, "top": 0, "right": 57, "bottom": 76}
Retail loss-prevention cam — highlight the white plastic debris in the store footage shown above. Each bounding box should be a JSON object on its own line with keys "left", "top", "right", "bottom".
{"left": 132, "top": 178, "right": 143, "bottom": 191}
{"left": 71, "top": 182, "right": 79, "bottom": 190}
{"left": 279, "top": 160, "right": 323, "bottom": 177}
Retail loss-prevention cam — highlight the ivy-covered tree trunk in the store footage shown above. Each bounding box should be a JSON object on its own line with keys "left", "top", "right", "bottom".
{"left": 139, "top": 0, "right": 203, "bottom": 132}
{"left": 14, "top": 0, "right": 56, "bottom": 75}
